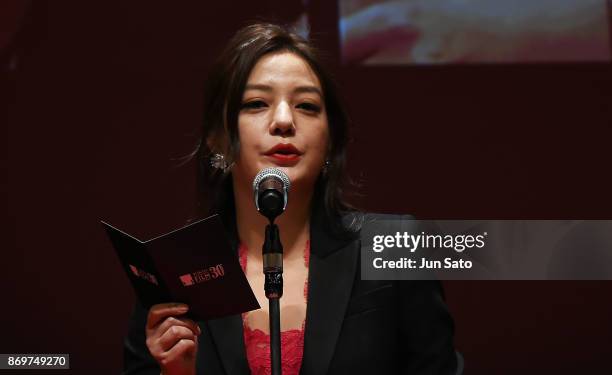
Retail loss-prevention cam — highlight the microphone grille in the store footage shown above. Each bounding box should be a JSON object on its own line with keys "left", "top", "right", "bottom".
{"left": 252, "top": 167, "right": 291, "bottom": 192}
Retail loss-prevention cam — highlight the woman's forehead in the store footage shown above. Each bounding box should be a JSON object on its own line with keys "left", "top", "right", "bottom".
{"left": 245, "top": 51, "right": 322, "bottom": 90}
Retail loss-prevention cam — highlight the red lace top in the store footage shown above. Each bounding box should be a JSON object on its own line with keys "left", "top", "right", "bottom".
{"left": 238, "top": 241, "right": 310, "bottom": 375}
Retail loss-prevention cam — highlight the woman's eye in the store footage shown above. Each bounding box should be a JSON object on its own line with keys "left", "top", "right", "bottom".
{"left": 297, "top": 102, "right": 321, "bottom": 113}
{"left": 241, "top": 100, "right": 267, "bottom": 110}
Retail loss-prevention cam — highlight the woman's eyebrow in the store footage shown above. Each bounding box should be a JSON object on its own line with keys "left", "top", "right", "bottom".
{"left": 244, "top": 83, "right": 273, "bottom": 92}
{"left": 244, "top": 84, "right": 322, "bottom": 97}
{"left": 294, "top": 86, "right": 323, "bottom": 97}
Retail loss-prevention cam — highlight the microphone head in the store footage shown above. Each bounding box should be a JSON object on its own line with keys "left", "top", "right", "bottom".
{"left": 253, "top": 167, "right": 290, "bottom": 221}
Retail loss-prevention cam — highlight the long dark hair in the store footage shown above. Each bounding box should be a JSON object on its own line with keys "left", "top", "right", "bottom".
{"left": 194, "top": 22, "right": 356, "bottom": 229}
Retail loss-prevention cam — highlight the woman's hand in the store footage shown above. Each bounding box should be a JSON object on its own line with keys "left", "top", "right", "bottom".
{"left": 145, "top": 303, "right": 201, "bottom": 375}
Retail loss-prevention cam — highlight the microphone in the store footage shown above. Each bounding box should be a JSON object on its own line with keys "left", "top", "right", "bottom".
{"left": 252, "top": 167, "right": 290, "bottom": 222}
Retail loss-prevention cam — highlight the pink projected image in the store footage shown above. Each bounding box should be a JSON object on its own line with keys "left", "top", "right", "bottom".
{"left": 339, "top": 0, "right": 612, "bottom": 64}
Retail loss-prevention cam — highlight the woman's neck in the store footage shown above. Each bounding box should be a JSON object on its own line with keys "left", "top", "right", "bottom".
{"left": 233, "top": 179, "right": 312, "bottom": 262}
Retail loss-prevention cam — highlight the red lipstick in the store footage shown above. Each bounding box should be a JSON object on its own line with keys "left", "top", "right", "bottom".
{"left": 264, "top": 143, "right": 302, "bottom": 165}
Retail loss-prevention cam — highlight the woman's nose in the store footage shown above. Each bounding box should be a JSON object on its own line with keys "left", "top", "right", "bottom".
{"left": 269, "top": 102, "right": 295, "bottom": 136}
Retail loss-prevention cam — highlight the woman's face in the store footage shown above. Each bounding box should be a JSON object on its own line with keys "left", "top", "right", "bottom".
{"left": 232, "top": 51, "right": 329, "bottom": 196}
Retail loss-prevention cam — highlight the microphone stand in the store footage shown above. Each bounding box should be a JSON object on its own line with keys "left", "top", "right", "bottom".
{"left": 262, "top": 220, "right": 283, "bottom": 375}
{"left": 254, "top": 167, "right": 290, "bottom": 375}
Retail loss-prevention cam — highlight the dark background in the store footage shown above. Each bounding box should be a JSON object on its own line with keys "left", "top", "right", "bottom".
{"left": 2, "top": 1, "right": 612, "bottom": 374}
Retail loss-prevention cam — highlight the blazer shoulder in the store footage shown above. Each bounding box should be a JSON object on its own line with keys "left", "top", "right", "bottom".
{"left": 355, "top": 212, "right": 417, "bottom": 233}
{"left": 362, "top": 212, "right": 415, "bottom": 221}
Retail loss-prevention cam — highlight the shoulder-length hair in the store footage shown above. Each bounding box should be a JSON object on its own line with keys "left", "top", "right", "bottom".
{"left": 194, "top": 22, "right": 355, "bottom": 226}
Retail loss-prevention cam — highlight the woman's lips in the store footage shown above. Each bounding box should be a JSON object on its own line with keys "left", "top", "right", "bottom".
{"left": 264, "top": 143, "right": 302, "bottom": 166}
{"left": 266, "top": 152, "right": 301, "bottom": 166}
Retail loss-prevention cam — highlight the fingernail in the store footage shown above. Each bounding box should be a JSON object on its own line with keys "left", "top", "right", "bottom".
{"left": 177, "top": 305, "right": 189, "bottom": 312}
{"left": 197, "top": 326, "right": 202, "bottom": 335}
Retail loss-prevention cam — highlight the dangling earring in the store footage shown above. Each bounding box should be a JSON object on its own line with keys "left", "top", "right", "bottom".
{"left": 209, "top": 153, "right": 229, "bottom": 171}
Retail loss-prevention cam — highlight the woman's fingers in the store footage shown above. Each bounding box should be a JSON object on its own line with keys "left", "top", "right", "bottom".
{"left": 146, "top": 303, "right": 189, "bottom": 330}
{"left": 144, "top": 302, "right": 201, "bottom": 374}
{"left": 158, "top": 336, "right": 198, "bottom": 369}
{"left": 157, "top": 325, "right": 198, "bottom": 352}
{"left": 157, "top": 316, "right": 202, "bottom": 338}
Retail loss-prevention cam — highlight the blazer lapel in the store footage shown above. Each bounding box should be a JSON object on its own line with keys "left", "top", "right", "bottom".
{"left": 301, "top": 207, "right": 361, "bottom": 375}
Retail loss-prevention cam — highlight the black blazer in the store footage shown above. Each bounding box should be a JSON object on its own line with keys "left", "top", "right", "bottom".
{"left": 122, "top": 209, "right": 461, "bottom": 375}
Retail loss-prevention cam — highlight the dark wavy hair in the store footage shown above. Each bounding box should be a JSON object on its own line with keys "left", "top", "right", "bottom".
{"left": 194, "top": 22, "right": 355, "bottom": 228}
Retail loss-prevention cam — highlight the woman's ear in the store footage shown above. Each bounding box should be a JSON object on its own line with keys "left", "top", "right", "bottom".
{"left": 206, "top": 129, "right": 229, "bottom": 155}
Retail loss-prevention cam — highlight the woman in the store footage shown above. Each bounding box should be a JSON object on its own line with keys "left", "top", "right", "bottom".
{"left": 122, "top": 22, "right": 460, "bottom": 375}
